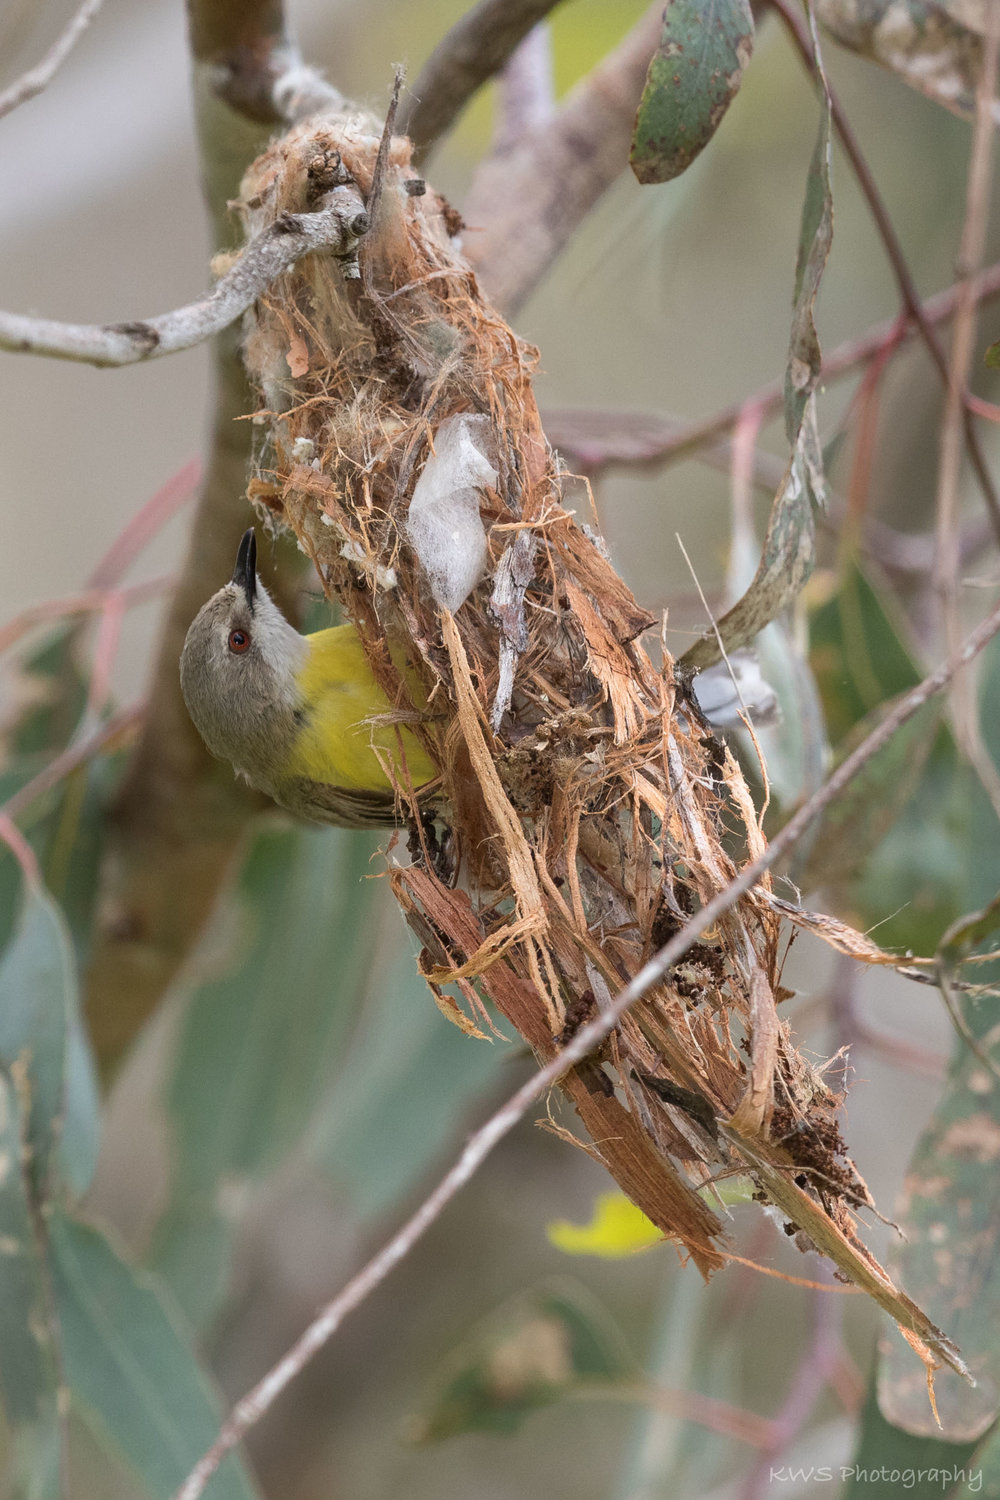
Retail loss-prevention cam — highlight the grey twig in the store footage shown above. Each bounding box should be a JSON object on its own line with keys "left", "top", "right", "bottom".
{"left": 169, "top": 591, "right": 1000, "bottom": 1500}
{"left": 767, "top": 0, "right": 1000, "bottom": 546}
{"left": 0, "top": 195, "right": 368, "bottom": 367}
{"left": 398, "top": 0, "right": 569, "bottom": 161}
{"left": 540, "top": 260, "right": 1000, "bottom": 479}
{"left": 0, "top": 0, "right": 104, "bottom": 120}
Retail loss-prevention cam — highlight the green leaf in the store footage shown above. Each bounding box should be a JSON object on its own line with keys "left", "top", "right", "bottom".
{"left": 879, "top": 1037, "right": 1000, "bottom": 1441}
{"left": 802, "top": 566, "right": 1000, "bottom": 953}
{"left": 146, "top": 1201, "right": 235, "bottom": 1336}
{"left": 0, "top": 627, "right": 110, "bottom": 963}
{"left": 152, "top": 822, "right": 380, "bottom": 1327}
{"left": 852, "top": 754, "right": 1000, "bottom": 956}
{"left": 47, "top": 1211, "right": 260, "bottom": 1500}
{"left": 0, "top": 1066, "right": 63, "bottom": 1499}
{"left": 39, "top": 760, "right": 112, "bottom": 966}
{"left": 681, "top": 60, "right": 832, "bottom": 671}
{"left": 939, "top": 894, "right": 1000, "bottom": 965}
{"left": 845, "top": 1369, "right": 985, "bottom": 1498}
{"left": 815, "top": 0, "right": 997, "bottom": 124}
{"left": 810, "top": 560, "right": 923, "bottom": 742}
{"left": 409, "top": 1282, "right": 632, "bottom": 1442}
{"left": 167, "top": 823, "right": 376, "bottom": 1193}
{"left": 797, "top": 698, "right": 941, "bottom": 896}
{"left": 0, "top": 878, "right": 99, "bottom": 1200}
{"left": 5, "top": 630, "right": 87, "bottom": 765}
{"left": 630, "top": 0, "right": 754, "bottom": 184}
{"left": 986, "top": 339, "right": 1000, "bottom": 370}
{"left": 953, "top": 1417, "right": 1000, "bottom": 1497}
{"left": 875, "top": 895, "right": 1000, "bottom": 1444}
{"left": 312, "top": 945, "right": 503, "bottom": 1221}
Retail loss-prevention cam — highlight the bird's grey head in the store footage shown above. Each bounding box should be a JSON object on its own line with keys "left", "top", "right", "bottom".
{"left": 180, "top": 529, "right": 307, "bottom": 778}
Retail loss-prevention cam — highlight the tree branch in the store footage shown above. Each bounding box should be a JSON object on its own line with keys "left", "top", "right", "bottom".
{"left": 0, "top": 0, "right": 104, "bottom": 120}
{"left": 462, "top": 2, "right": 664, "bottom": 313}
{"left": 397, "top": 0, "right": 568, "bottom": 163}
{"left": 0, "top": 199, "right": 368, "bottom": 366}
{"left": 170, "top": 593, "right": 1000, "bottom": 1500}
{"left": 492, "top": 20, "right": 555, "bottom": 154}
{"left": 185, "top": 0, "right": 340, "bottom": 125}
{"left": 540, "top": 260, "right": 1000, "bottom": 475}
{"left": 765, "top": 0, "right": 1000, "bottom": 546}
{"left": 82, "top": 1, "right": 320, "bottom": 1073}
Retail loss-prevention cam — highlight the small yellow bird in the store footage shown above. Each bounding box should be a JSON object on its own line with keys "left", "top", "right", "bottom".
{"left": 180, "top": 529, "right": 436, "bottom": 826}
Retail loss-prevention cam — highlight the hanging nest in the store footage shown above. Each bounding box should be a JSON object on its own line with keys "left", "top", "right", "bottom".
{"left": 232, "top": 100, "right": 965, "bottom": 1379}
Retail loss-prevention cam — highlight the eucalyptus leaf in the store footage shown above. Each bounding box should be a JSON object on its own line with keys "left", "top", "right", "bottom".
{"left": 312, "top": 944, "right": 503, "bottom": 1221}
{"left": 48, "top": 1211, "right": 260, "bottom": 1500}
{"left": 846, "top": 1369, "right": 984, "bottom": 1499}
{"left": 809, "top": 560, "right": 923, "bottom": 741}
{"left": 952, "top": 1416, "right": 1000, "bottom": 1498}
{"left": 816, "top": 0, "right": 1000, "bottom": 124}
{"left": 0, "top": 627, "right": 108, "bottom": 963}
{"left": 166, "top": 823, "right": 377, "bottom": 1196}
{"left": 409, "top": 1282, "right": 632, "bottom": 1443}
{"left": 0, "top": 877, "right": 99, "bottom": 1200}
{"left": 0, "top": 1067, "right": 63, "bottom": 1499}
{"left": 681, "top": 62, "right": 832, "bottom": 671}
{"left": 879, "top": 1038, "right": 1000, "bottom": 1441}
{"left": 146, "top": 1200, "right": 235, "bottom": 1336}
{"left": 846, "top": 634, "right": 1000, "bottom": 954}
{"left": 152, "top": 822, "right": 380, "bottom": 1327}
{"left": 630, "top": 0, "right": 754, "bottom": 185}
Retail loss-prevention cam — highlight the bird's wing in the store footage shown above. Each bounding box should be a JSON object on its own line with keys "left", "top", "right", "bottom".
{"left": 280, "top": 774, "right": 405, "bottom": 829}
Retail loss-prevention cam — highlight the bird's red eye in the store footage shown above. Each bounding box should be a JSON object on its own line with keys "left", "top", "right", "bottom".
{"left": 228, "top": 629, "right": 250, "bottom": 654}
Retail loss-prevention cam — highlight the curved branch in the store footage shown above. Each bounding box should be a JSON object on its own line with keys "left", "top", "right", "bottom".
{"left": 0, "top": 197, "right": 368, "bottom": 367}
{"left": 542, "top": 260, "right": 1000, "bottom": 476}
{"left": 185, "top": 0, "right": 341, "bottom": 124}
{"left": 0, "top": 0, "right": 104, "bottom": 120}
{"left": 398, "top": 0, "right": 568, "bottom": 162}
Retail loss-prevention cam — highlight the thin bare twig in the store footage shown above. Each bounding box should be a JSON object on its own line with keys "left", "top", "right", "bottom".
{"left": 0, "top": 578, "right": 171, "bottom": 657}
{"left": 0, "top": 199, "right": 368, "bottom": 367}
{"left": 0, "top": 0, "right": 103, "bottom": 120}
{"left": 934, "top": 8, "right": 1000, "bottom": 820}
{"left": 766, "top": 0, "right": 1000, "bottom": 545}
{"left": 740, "top": 1270, "right": 844, "bottom": 1500}
{"left": 171, "top": 595, "right": 1000, "bottom": 1500}
{"left": 398, "top": 0, "right": 568, "bottom": 161}
{"left": 2, "top": 705, "right": 145, "bottom": 823}
{"left": 87, "top": 459, "right": 200, "bottom": 590}
{"left": 542, "top": 259, "right": 1000, "bottom": 479}
{"left": 567, "top": 1380, "right": 777, "bottom": 1450}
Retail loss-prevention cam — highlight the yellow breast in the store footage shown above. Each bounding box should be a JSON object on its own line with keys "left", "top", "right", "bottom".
{"left": 285, "top": 626, "right": 436, "bottom": 793}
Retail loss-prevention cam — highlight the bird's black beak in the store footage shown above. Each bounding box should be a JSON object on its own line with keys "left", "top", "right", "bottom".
{"left": 232, "top": 528, "right": 257, "bottom": 607}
